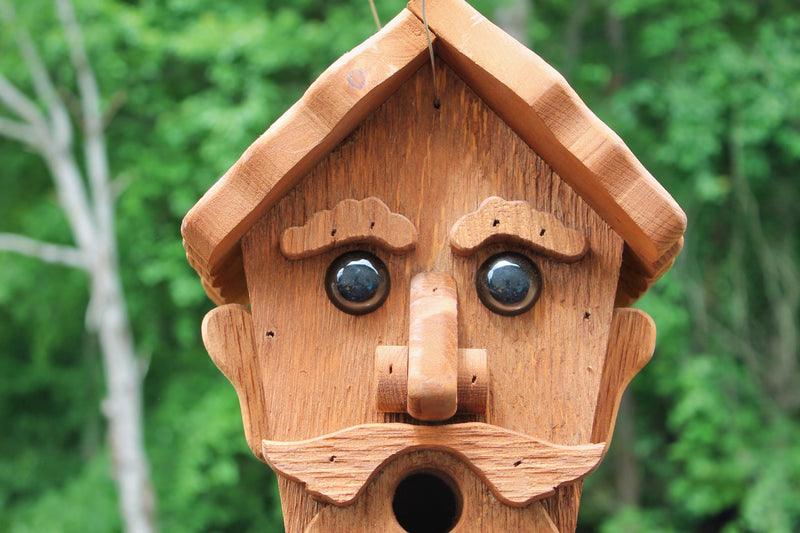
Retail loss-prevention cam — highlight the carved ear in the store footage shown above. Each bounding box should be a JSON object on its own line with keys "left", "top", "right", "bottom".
{"left": 591, "top": 308, "right": 656, "bottom": 449}
{"left": 202, "top": 304, "right": 269, "bottom": 459}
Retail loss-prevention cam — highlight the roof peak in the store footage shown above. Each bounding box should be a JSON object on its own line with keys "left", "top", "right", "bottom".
{"left": 182, "top": 0, "right": 684, "bottom": 306}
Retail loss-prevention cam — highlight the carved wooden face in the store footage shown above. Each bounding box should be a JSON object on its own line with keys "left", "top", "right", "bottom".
{"left": 248, "top": 186, "right": 619, "bottom": 448}
{"left": 203, "top": 65, "right": 652, "bottom": 531}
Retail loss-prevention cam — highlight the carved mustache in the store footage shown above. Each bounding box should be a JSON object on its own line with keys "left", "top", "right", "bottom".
{"left": 262, "top": 422, "right": 605, "bottom": 507}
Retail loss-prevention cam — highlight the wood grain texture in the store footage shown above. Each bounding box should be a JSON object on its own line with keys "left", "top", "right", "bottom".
{"left": 183, "top": 0, "right": 684, "bottom": 308}
{"left": 405, "top": 0, "right": 685, "bottom": 297}
{"left": 375, "top": 346, "right": 409, "bottom": 413}
{"left": 450, "top": 196, "right": 588, "bottom": 261}
{"left": 542, "top": 482, "right": 584, "bottom": 533}
{"left": 181, "top": 10, "right": 431, "bottom": 304}
{"left": 280, "top": 197, "right": 418, "bottom": 259}
{"left": 201, "top": 304, "right": 268, "bottom": 458}
{"left": 591, "top": 308, "right": 656, "bottom": 446}
{"left": 303, "top": 451, "right": 560, "bottom": 532}
{"left": 456, "top": 348, "right": 488, "bottom": 415}
{"left": 615, "top": 237, "right": 684, "bottom": 306}
{"left": 240, "top": 61, "right": 625, "bottom": 531}
{"left": 407, "top": 272, "right": 459, "bottom": 421}
{"left": 262, "top": 423, "right": 605, "bottom": 507}
{"left": 376, "top": 347, "right": 488, "bottom": 415}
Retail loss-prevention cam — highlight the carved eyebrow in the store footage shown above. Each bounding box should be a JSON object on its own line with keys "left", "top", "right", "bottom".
{"left": 449, "top": 197, "right": 588, "bottom": 262}
{"left": 280, "top": 197, "right": 418, "bottom": 259}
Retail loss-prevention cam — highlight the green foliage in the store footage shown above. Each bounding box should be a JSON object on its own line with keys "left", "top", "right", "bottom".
{"left": 5, "top": 453, "right": 121, "bottom": 533}
{"left": 2, "top": 0, "right": 799, "bottom": 532}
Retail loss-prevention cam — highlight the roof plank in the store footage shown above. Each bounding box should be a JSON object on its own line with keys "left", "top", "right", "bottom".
{"left": 181, "top": 10, "right": 431, "bottom": 303}
{"left": 406, "top": 0, "right": 685, "bottom": 286}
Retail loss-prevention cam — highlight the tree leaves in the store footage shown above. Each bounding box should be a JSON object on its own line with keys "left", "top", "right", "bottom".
{"left": 2, "top": 0, "right": 799, "bottom": 531}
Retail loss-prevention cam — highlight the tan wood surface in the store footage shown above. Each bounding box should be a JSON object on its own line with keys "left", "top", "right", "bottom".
{"left": 591, "top": 308, "right": 656, "bottom": 446}
{"left": 407, "top": 272, "right": 459, "bottom": 420}
{"left": 262, "top": 423, "right": 604, "bottom": 507}
{"left": 280, "top": 197, "right": 418, "bottom": 259}
{"left": 450, "top": 196, "right": 588, "bottom": 261}
{"left": 201, "top": 304, "right": 268, "bottom": 459}
{"left": 375, "top": 345, "right": 410, "bottom": 413}
{"left": 376, "top": 347, "right": 488, "bottom": 415}
{"left": 455, "top": 347, "right": 488, "bottom": 415}
{"left": 303, "top": 451, "right": 560, "bottom": 532}
{"left": 238, "top": 59, "right": 625, "bottom": 531}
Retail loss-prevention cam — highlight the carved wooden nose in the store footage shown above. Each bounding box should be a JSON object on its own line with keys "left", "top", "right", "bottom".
{"left": 374, "top": 272, "right": 488, "bottom": 419}
{"left": 406, "top": 272, "right": 459, "bottom": 421}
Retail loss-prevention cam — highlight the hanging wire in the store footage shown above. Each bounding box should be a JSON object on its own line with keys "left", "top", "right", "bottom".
{"left": 421, "top": 0, "right": 440, "bottom": 108}
{"left": 368, "top": 0, "right": 381, "bottom": 30}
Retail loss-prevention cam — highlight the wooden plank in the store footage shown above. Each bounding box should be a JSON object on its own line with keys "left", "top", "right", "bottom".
{"left": 262, "top": 423, "right": 605, "bottom": 507}
{"left": 406, "top": 0, "right": 685, "bottom": 281}
{"left": 455, "top": 348, "right": 488, "bottom": 415}
{"left": 181, "top": 10, "right": 431, "bottom": 304}
{"left": 375, "top": 346, "right": 409, "bottom": 413}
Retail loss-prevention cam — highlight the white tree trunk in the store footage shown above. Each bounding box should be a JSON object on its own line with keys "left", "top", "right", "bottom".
{"left": 0, "top": 1, "right": 157, "bottom": 531}
{"left": 494, "top": 0, "right": 532, "bottom": 47}
{"left": 94, "top": 249, "right": 156, "bottom": 533}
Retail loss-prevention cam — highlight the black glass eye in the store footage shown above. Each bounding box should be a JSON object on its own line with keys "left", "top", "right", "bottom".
{"left": 476, "top": 252, "right": 542, "bottom": 316}
{"left": 325, "top": 251, "right": 390, "bottom": 315}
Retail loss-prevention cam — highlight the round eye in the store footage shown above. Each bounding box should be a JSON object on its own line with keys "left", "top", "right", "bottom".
{"left": 325, "top": 251, "right": 390, "bottom": 315}
{"left": 476, "top": 252, "right": 542, "bottom": 316}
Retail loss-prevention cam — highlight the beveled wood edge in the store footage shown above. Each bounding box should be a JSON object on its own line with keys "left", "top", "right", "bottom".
{"left": 280, "top": 197, "right": 418, "bottom": 259}
{"left": 181, "top": 10, "right": 431, "bottom": 304}
{"left": 591, "top": 308, "right": 656, "bottom": 448}
{"left": 449, "top": 196, "right": 588, "bottom": 261}
{"left": 201, "top": 304, "right": 268, "bottom": 458}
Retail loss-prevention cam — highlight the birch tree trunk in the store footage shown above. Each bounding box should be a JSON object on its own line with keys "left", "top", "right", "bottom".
{"left": 494, "top": 0, "right": 532, "bottom": 47}
{"left": 0, "top": 1, "right": 156, "bottom": 531}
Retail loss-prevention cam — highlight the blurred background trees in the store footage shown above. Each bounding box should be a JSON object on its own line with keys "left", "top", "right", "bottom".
{"left": 0, "top": 0, "right": 798, "bottom": 531}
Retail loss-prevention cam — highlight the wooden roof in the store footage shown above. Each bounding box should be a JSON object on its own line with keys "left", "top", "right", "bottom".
{"left": 181, "top": 0, "right": 686, "bottom": 307}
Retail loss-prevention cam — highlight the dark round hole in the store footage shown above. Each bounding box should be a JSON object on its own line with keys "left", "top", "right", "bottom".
{"left": 392, "top": 472, "right": 461, "bottom": 533}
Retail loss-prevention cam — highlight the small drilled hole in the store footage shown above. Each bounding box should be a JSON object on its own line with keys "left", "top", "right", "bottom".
{"left": 539, "top": 228, "right": 546, "bottom": 236}
{"left": 389, "top": 364, "right": 394, "bottom": 375}
{"left": 492, "top": 219, "right": 500, "bottom": 227}
{"left": 513, "top": 460, "right": 522, "bottom": 467}
{"left": 471, "top": 375, "right": 477, "bottom": 384}
{"left": 584, "top": 312, "right": 591, "bottom": 320}
{"left": 370, "top": 221, "right": 376, "bottom": 229}
{"left": 331, "top": 229, "right": 337, "bottom": 236}
{"left": 329, "top": 456, "right": 336, "bottom": 462}
{"left": 393, "top": 471, "right": 461, "bottom": 533}
{"left": 266, "top": 331, "right": 275, "bottom": 338}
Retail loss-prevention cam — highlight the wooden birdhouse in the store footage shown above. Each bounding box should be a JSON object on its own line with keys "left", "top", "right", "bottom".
{"left": 181, "top": 1, "right": 686, "bottom": 531}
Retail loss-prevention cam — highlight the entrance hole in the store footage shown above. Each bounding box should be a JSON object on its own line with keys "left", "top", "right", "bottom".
{"left": 392, "top": 471, "right": 462, "bottom": 533}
